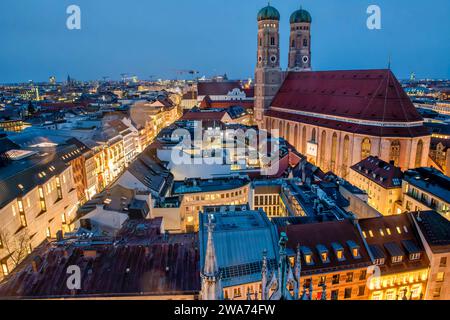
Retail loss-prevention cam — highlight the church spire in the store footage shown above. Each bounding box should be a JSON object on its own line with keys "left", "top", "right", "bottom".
{"left": 261, "top": 249, "right": 268, "bottom": 300}
{"left": 294, "top": 244, "right": 302, "bottom": 299}
{"left": 201, "top": 214, "right": 222, "bottom": 300}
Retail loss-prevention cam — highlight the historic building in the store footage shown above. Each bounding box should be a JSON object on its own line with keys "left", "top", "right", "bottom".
{"left": 254, "top": 5, "right": 431, "bottom": 178}
{"left": 349, "top": 156, "right": 403, "bottom": 216}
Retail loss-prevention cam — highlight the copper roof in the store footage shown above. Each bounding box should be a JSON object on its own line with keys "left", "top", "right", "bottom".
{"left": 0, "top": 220, "right": 200, "bottom": 298}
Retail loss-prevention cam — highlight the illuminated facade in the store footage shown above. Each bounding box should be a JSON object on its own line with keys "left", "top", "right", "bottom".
{"left": 349, "top": 156, "right": 403, "bottom": 216}
{"left": 359, "top": 214, "right": 430, "bottom": 300}
{"left": 253, "top": 5, "right": 431, "bottom": 177}
{"left": 0, "top": 157, "right": 78, "bottom": 280}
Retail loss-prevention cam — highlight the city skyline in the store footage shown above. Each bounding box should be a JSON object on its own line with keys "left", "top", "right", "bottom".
{"left": 1, "top": 0, "right": 449, "bottom": 83}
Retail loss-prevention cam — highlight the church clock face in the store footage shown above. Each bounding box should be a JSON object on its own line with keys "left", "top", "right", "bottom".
{"left": 302, "top": 55, "right": 309, "bottom": 64}
{"left": 270, "top": 55, "right": 277, "bottom": 63}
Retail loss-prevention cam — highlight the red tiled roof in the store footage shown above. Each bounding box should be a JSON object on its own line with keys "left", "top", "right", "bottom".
{"left": 197, "top": 81, "right": 242, "bottom": 96}
{"left": 269, "top": 69, "right": 424, "bottom": 124}
{"left": 265, "top": 109, "right": 429, "bottom": 137}
{"left": 351, "top": 156, "right": 403, "bottom": 188}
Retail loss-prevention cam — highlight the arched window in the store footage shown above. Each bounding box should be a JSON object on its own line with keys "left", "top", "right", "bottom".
{"left": 294, "top": 125, "right": 299, "bottom": 149}
{"left": 285, "top": 123, "right": 290, "bottom": 142}
{"left": 311, "top": 128, "right": 316, "bottom": 143}
{"left": 302, "top": 126, "right": 307, "bottom": 154}
{"left": 389, "top": 140, "right": 401, "bottom": 166}
{"left": 270, "top": 37, "right": 275, "bottom": 46}
{"left": 415, "top": 140, "right": 423, "bottom": 168}
{"left": 320, "top": 131, "right": 327, "bottom": 170}
{"left": 331, "top": 133, "right": 338, "bottom": 172}
{"left": 291, "top": 39, "right": 295, "bottom": 48}
{"left": 303, "top": 39, "right": 308, "bottom": 47}
{"left": 361, "top": 138, "right": 371, "bottom": 160}
{"left": 342, "top": 135, "right": 350, "bottom": 178}
{"left": 279, "top": 121, "right": 284, "bottom": 139}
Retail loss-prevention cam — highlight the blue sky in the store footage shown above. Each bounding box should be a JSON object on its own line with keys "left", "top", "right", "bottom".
{"left": 0, "top": 0, "right": 449, "bottom": 83}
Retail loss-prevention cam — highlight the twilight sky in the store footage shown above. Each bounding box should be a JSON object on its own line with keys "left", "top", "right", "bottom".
{"left": 0, "top": 0, "right": 449, "bottom": 83}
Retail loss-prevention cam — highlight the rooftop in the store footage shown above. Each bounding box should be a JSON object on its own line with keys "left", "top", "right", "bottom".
{"left": 199, "top": 208, "right": 278, "bottom": 287}
{"left": 351, "top": 156, "right": 403, "bottom": 188}
{"left": 404, "top": 167, "right": 450, "bottom": 204}
{"left": 172, "top": 175, "right": 250, "bottom": 195}
{"left": 0, "top": 219, "right": 200, "bottom": 298}
{"left": 267, "top": 69, "right": 429, "bottom": 138}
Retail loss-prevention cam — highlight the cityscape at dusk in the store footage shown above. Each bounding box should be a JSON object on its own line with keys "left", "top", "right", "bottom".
{"left": 0, "top": 0, "right": 449, "bottom": 310}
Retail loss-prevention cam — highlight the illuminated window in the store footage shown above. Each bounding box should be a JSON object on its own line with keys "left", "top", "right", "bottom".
{"left": 46, "top": 227, "right": 51, "bottom": 238}
{"left": 332, "top": 274, "right": 340, "bottom": 285}
{"left": 368, "top": 230, "right": 374, "bottom": 237}
{"left": 1, "top": 262, "right": 9, "bottom": 276}
{"left": 436, "top": 272, "right": 445, "bottom": 282}
{"left": 362, "top": 231, "right": 367, "bottom": 238}
{"left": 361, "top": 138, "right": 371, "bottom": 160}
{"left": 386, "top": 228, "right": 392, "bottom": 235}
{"left": 433, "top": 287, "right": 441, "bottom": 298}
{"left": 379, "top": 229, "right": 385, "bottom": 236}
{"left": 396, "top": 227, "right": 402, "bottom": 234}
{"left": 344, "top": 287, "right": 352, "bottom": 299}
{"left": 358, "top": 285, "right": 365, "bottom": 296}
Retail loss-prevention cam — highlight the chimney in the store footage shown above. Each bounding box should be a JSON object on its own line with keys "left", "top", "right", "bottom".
{"left": 56, "top": 230, "right": 63, "bottom": 242}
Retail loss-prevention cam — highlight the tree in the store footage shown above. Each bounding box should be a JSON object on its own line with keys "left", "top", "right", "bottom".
{"left": 0, "top": 229, "right": 31, "bottom": 268}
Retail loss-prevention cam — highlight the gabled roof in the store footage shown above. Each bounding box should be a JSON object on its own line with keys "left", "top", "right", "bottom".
{"left": 351, "top": 156, "right": 403, "bottom": 188}
{"left": 358, "top": 214, "right": 429, "bottom": 274}
{"left": 282, "top": 219, "right": 372, "bottom": 274}
{"left": 267, "top": 69, "right": 430, "bottom": 137}
{"left": 197, "top": 81, "right": 242, "bottom": 96}
{"left": 411, "top": 211, "right": 450, "bottom": 254}
{"left": 271, "top": 69, "right": 422, "bottom": 123}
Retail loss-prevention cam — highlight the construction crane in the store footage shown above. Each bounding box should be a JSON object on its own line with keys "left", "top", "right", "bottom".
{"left": 174, "top": 69, "right": 200, "bottom": 81}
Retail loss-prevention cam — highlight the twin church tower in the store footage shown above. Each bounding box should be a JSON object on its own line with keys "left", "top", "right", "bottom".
{"left": 254, "top": 4, "right": 312, "bottom": 126}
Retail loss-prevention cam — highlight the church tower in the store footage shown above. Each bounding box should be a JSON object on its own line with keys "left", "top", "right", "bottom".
{"left": 254, "top": 4, "right": 282, "bottom": 129}
{"left": 288, "top": 8, "right": 312, "bottom": 71}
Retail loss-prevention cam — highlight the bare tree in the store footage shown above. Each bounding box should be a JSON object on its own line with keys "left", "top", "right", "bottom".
{"left": 0, "top": 229, "right": 31, "bottom": 268}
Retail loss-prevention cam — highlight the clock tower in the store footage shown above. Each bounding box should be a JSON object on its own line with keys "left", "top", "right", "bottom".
{"left": 288, "top": 8, "right": 312, "bottom": 71}
{"left": 254, "top": 4, "right": 282, "bottom": 129}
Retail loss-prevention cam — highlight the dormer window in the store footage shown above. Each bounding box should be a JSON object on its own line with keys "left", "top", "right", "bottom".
{"left": 332, "top": 242, "right": 345, "bottom": 262}
{"left": 410, "top": 253, "right": 421, "bottom": 261}
{"left": 392, "top": 255, "right": 403, "bottom": 263}
{"left": 316, "top": 245, "right": 330, "bottom": 264}
{"left": 347, "top": 241, "right": 361, "bottom": 259}
{"left": 301, "top": 246, "right": 314, "bottom": 266}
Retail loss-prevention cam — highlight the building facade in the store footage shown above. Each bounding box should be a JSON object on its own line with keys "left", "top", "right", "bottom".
{"left": 349, "top": 156, "right": 403, "bottom": 216}
{"left": 253, "top": 5, "right": 431, "bottom": 178}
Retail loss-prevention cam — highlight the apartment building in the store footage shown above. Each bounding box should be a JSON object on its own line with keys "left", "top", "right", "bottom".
{"left": 402, "top": 167, "right": 450, "bottom": 220}
{"left": 349, "top": 156, "right": 403, "bottom": 216}
{"left": 0, "top": 146, "right": 78, "bottom": 280}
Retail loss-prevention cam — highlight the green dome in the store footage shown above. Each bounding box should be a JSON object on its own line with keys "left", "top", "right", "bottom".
{"left": 290, "top": 9, "right": 312, "bottom": 23}
{"left": 257, "top": 5, "right": 280, "bottom": 21}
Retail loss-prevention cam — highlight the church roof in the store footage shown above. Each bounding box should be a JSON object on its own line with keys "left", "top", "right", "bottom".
{"left": 267, "top": 69, "right": 429, "bottom": 137}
